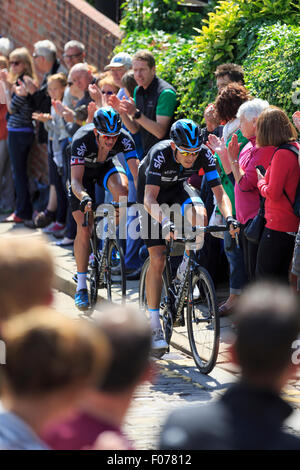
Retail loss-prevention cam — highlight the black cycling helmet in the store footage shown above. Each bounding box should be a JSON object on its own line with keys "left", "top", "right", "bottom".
{"left": 93, "top": 106, "right": 122, "bottom": 135}
{"left": 170, "top": 119, "right": 202, "bottom": 150}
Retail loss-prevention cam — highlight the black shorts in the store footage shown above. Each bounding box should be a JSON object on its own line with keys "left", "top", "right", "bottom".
{"left": 68, "top": 157, "right": 126, "bottom": 212}
{"left": 138, "top": 182, "right": 204, "bottom": 248}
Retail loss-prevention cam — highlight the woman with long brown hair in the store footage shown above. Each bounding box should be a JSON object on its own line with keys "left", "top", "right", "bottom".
{"left": 0, "top": 47, "right": 38, "bottom": 223}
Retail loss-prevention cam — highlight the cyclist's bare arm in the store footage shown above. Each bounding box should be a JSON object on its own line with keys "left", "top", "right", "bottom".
{"left": 212, "top": 184, "right": 239, "bottom": 235}
{"left": 71, "top": 165, "right": 92, "bottom": 213}
{"left": 71, "top": 165, "right": 88, "bottom": 202}
{"left": 144, "top": 185, "right": 167, "bottom": 224}
{"left": 127, "top": 158, "right": 139, "bottom": 189}
{"left": 212, "top": 184, "right": 232, "bottom": 220}
{"left": 144, "top": 185, "right": 176, "bottom": 240}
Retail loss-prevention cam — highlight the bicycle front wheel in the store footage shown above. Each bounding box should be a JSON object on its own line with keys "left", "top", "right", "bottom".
{"left": 106, "top": 240, "right": 126, "bottom": 304}
{"left": 186, "top": 266, "right": 219, "bottom": 374}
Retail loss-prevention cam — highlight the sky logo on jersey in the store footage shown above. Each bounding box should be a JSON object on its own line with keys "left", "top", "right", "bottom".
{"left": 76, "top": 142, "right": 87, "bottom": 157}
{"left": 153, "top": 152, "right": 165, "bottom": 169}
{"left": 122, "top": 137, "right": 133, "bottom": 151}
{"left": 205, "top": 149, "right": 216, "bottom": 167}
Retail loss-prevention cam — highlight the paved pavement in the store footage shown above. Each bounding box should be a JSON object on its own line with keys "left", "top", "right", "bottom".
{"left": 1, "top": 220, "right": 300, "bottom": 449}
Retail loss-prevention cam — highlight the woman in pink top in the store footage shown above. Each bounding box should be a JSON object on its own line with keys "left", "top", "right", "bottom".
{"left": 227, "top": 98, "right": 272, "bottom": 281}
{"left": 255, "top": 107, "right": 300, "bottom": 283}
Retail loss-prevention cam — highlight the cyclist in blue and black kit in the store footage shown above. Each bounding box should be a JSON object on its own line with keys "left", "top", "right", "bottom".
{"left": 69, "top": 106, "right": 139, "bottom": 310}
{"left": 137, "top": 119, "right": 239, "bottom": 352}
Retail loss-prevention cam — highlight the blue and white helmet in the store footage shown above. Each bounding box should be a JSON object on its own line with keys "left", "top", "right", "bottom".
{"left": 170, "top": 119, "right": 202, "bottom": 150}
{"left": 93, "top": 106, "right": 122, "bottom": 135}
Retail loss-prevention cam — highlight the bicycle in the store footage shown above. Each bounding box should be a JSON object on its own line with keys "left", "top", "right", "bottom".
{"left": 139, "top": 224, "right": 232, "bottom": 374}
{"left": 83, "top": 201, "right": 128, "bottom": 309}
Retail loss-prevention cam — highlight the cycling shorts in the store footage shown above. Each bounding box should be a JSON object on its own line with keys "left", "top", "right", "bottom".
{"left": 68, "top": 157, "right": 126, "bottom": 213}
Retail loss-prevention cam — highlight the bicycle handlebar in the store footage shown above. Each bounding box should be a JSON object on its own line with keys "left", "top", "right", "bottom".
{"left": 167, "top": 224, "right": 239, "bottom": 250}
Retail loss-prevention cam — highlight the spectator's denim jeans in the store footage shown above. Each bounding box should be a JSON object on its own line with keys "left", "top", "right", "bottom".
{"left": 0, "top": 138, "right": 15, "bottom": 211}
{"left": 8, "top": 130, "right": 34, "bottom": 219}
{"left": 224, "top": 230, "right": 247, "bottom": 295}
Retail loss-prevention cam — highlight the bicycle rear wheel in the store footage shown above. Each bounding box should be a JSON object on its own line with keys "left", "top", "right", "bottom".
{"left": 106, "top": 240, "right": 126, "bottom": 304}
{"left": 186, "top": 266, "right": 219, "bottom": 374}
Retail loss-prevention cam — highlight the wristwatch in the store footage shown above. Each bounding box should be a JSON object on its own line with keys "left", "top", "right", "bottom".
{"left": 134, "top": 109, "right": 142, "bottom": 120}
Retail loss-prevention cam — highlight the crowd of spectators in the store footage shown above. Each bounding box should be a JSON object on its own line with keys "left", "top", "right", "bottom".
{"left": 0, "top": 33, "right": 300, "bottom": 450}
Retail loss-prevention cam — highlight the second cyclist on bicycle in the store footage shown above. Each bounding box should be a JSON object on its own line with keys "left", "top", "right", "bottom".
{"left": 69, "top": 107, "right": 139, "bottom": 310}
{"left": 137, "top": 119, "right": 239, "bottom": 353}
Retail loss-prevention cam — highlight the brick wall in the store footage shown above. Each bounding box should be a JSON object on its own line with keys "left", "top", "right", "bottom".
{"left": 0, "top": 0, "right": 122, "bottom": 184}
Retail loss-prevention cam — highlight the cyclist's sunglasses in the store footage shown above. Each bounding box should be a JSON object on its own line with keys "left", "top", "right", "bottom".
{"left": 175, "top": 145, "right": 201, "bottom": 157}
{"left": 97, "top": 130, "right": 120, "bottom": 140}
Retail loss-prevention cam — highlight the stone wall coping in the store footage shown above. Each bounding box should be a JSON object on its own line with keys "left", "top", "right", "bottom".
{"left": 67, "top": 0, "right": 123, "bottom": 39}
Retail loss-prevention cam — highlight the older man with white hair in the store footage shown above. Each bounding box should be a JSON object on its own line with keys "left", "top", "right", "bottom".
{"left": 63, "top": 40, "right": 86, "bottom": 70}
{"left": 61, "top": 63, "right": 95, "bottom": 135}
{"left": 226, "top": 98, "right": 272, "bottom": 281}
{"left": 24, "top": 40, "right": 67, "bottom": 143}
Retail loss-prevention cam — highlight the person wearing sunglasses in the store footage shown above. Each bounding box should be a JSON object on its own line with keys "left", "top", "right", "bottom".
{"left": 63, "top": 40, "right": 86, "bottom": 69}
{"left": 137, "top": 119, "right": 239, "bottom": 353}
{"left": 97, "top": 74, "right": 119, "bottom": 107}
{"left": 69, "top": 106, "right": 139, "bottom": 310}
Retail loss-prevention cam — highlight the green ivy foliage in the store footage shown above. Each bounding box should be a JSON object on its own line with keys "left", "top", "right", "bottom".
{"left": 241, "top": 22, "right": 300, "bottom": 117}
{"left": 120, "top": 0, "right": 208, "bottom": 36}
{"left": 115, "top": 0, "right": 300, "bottom": 123}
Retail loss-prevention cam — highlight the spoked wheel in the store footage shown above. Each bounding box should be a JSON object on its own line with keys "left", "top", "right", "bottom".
{"left": 106, "top": 240, "right": 126, "bottom": 304}
{"left": 186, "top": 266, "right": 219, "bottom": 374}
{"left": 139, "top": 257, "right": 170, "bottom": 358}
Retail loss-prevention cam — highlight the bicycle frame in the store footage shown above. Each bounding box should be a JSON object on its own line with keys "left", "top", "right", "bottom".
{"left": 82, "top": 202, "right": 129, "bottom": 307}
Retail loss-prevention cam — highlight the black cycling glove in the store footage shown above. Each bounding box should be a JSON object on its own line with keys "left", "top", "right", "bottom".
{"left": 79, "top": 195, "right": 92, "bottom": 213}
{"left": 226, "top": 216, "right": 240, "bottom": 230}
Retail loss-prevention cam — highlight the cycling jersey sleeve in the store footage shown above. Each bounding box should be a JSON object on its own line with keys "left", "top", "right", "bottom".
{"left": 70, "top": 134, "right": 87, "bottom": 166}
{"left": 200, "top": 146, "right": 221, "bottom": 188}
{"left": 145, "top": 149, "right": 165, "bottom": 187}
{"left": 119, "top": 133, "right": 138, "bottom": 161}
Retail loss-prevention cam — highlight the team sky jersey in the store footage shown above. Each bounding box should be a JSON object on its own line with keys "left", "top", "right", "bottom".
{"left": 70, "top": 123, "right": 137, "bottom": 168}
{"left": 137, "top": 139, "right": 221, "bottom": 202}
